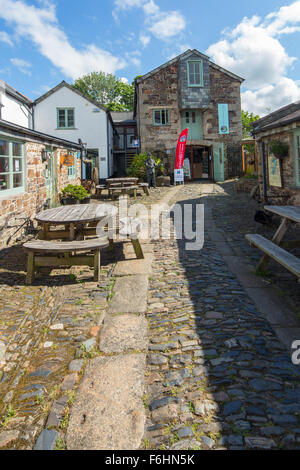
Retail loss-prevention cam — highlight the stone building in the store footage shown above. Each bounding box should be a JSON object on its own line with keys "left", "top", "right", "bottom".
{"left": 252, "top": 101, "right": 300, "bottom": 205}
{"left": 134, "top": 49, "right": 244, "bottom": 181}
{"left": 0, "top": 120, "right": 82, "bottom": 247}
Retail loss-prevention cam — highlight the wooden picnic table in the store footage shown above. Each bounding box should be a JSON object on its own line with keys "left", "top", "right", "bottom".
{"left": 35, "top": 204, "right": 114, "bottom": 241}
{"left": 246, "top": 205, "right": 300, "bottom": 280}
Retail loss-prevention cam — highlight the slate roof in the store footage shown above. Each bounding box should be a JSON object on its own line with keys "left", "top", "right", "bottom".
{"left": 252, "top": 101, "right": 300, "bottom": 134}
{"left": 0, "top": 118, "right": 82, "bottom": 149}
{"left": 0, "top": 79, "right": 32, "bottom": 105}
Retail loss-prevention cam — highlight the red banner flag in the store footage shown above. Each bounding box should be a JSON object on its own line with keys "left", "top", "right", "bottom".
{"left": 175, "top": 128, "right": 188, "bottom": 169}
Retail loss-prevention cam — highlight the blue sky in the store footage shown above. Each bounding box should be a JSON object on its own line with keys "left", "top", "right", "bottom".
{"left": 0, "top": 0, "right": 300, "bottom": 115}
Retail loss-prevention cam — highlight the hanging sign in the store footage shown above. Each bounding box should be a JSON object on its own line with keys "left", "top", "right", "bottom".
{"left": 175, "top": 128, "right": 189, "bottom": 169}
{"left": 218, "top": 104, "right": 230, "bottom": 135}
{"left": 60, "top": 154, "right": 75, "bottom": 167}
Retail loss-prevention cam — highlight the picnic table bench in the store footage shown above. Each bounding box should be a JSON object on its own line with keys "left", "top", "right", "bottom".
{"left": 246, "top": 205, "right": 300, "bottom": 281}
{"left": 23, "top": 237, "right": 109, "bottom": 284}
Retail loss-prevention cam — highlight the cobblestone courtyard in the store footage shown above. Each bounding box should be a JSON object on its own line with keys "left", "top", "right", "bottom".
{"left": 0, "top": 182, "right": 300, "bottom": 450}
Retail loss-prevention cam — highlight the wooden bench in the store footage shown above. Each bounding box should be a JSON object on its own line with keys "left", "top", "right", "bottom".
{"left": 23, "top": 237, "right": 109, "bottom": 284}
{"left": 245, "top": 234, "right": 300, "bottom": 281}
{"left": 108, "top": 186, "right": 139, "bottom": 198}
{"left": 138, "top": 183, "right": 150, "bottom": 196}
{"left": 95, "top": 185, "right": 106, "bottom": 197}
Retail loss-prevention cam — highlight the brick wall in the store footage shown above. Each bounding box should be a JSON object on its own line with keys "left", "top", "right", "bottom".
{"left": 0, "top": 139, "right": 81, "bottom": 247}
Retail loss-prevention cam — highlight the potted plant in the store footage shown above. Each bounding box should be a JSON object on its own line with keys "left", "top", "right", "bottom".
{"left": 269, "top": 140, "right": 289, "bottom": 160}
{"left": 61, "top": 184, "right": 91, "bottom": 205}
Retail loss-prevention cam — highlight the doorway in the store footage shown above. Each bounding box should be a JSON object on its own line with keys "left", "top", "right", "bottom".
{"left": 45, "top": 148, "right": 58, "bottom": 208}
{"left": 184, "top": 146, "right": 212, "bottom": 180}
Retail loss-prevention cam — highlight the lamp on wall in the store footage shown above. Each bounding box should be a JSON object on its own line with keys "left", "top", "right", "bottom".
{"left": 42, "top": 149, "right": 48, "bottom": 162}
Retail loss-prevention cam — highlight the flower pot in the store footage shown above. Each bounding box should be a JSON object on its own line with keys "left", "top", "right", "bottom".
{"left": 65, "top": 197, "right": 77, "bottom": 205}
{"left": 80, "top": 197, "right": 91, "bottom": 204}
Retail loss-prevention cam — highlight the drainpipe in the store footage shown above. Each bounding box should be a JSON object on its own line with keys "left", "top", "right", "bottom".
{"left": 261, "top": 141, "right": 268, "bottom": 204}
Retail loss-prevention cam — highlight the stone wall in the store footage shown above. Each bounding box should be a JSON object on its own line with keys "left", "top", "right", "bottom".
{"left": 0, "top": 139, "right": 81, "bottom": 247}
{"left": 256, "top": 128, "right": 300, "bottom": 204}
{"left": 138, "top": 63, "right": 180, "bottom": 155}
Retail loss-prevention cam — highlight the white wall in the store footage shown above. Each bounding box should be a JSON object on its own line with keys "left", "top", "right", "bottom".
{"left": 34, "top": 86, "right": 111, "bottom": 179}
{"left": 0, "top": 89, "right": 31, "bottom": 128}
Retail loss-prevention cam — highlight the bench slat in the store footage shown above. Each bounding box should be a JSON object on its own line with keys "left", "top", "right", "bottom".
{"left": 246, "top": 234, "right": 300, "bottom": 277}
{"left": 23, "top": 237, "right": 109, "bottom": 253}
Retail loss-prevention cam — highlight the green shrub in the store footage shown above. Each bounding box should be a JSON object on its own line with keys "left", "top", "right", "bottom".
{"left": 269, "top": 140, "right": 289, "bottom": 159}
{"left": 126, "top": 153, "right": 164, "bottom": 181}
{"left": 61, "top": 184, "right": 90, "bottom": 200}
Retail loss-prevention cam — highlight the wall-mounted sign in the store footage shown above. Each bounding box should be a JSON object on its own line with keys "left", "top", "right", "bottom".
{"left": 268, "top": 156, "right": 282, "bottom": 187}
{"left": 60, "top": 154, "right": 75, "bottom": 167}
{"left": 132, "top": 139, "right": 140, "bottom": 148}
{"left": 218, "top": 103, "right": 230, "bottom": 135}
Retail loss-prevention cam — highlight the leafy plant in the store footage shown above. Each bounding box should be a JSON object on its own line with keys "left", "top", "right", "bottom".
{"left": 269, "top": 140, "right": 289, "bottom": 159}
{"left": 61, "top": 184, "right": 90, "bottom": 201}
{"left": 126, "top": 153, "right": 164, "bottom": 181}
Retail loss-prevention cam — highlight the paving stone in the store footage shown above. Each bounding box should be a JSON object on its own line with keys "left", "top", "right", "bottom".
{"left": 34, "top": 429, "right": 58, "bottom": 450}
{"left": 66, "top": 354, "right": 146, "bottom": 450}
{"left": 108, "top": 275, "right": 148, "bottom": 314}
{"left": 61, "top": 373, "right": 78, "bottom": 392}
{"left": 170, "top": 439, "right": 201, "bottom": 450}
{"left": 177, "top": 427, "right": 194, "bottom": 438}
{"left": 244, "top": 437, "right": 276, "bottom": 450}
{"left": 68, "top": 359, "right": 84, "bottom": 372}
{"left": 0, "top": 430, "right": 20, "bottom": 449}
{"left": 200, "top": 436, "right": 215, "bottom": 449}
{"left": 151, "top": 404, "right": 179, "bottom": 422}
{"left": 81, "top": 338, "right": 96, "bottom": 353}
{"left": 99, "top": 314, "right": 148, "bottom": 353}
{"left": 223, "top": 401, "right": 242, "bottom": 416}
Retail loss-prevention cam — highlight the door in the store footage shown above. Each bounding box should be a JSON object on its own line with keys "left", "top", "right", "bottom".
{"left": 45, "top": 149, "right": 58, "bottom": 208}
{"left": 193, "top": 148, "right": 203, "bottom": 178}
{"left": 181, "top": 111, "right": 203, "bottom": 140}
{"left": 213, "top": 143, "right": 225, "bottom": 182}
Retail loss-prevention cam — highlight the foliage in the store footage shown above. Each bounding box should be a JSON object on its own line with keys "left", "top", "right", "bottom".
{"left": 126, "top": 153, "right": 164, "bottom": 181}
{"left": 73, "top": 72, "right": 135, "bottom": 111}
{"left": 61, "top": 184, "right": 90, "bottom": 201}
{"left": 242, "top": 110, "right": 260, "bottom": 139}
{"left": 269, "top": 140, "right": 289, "bottom": 159}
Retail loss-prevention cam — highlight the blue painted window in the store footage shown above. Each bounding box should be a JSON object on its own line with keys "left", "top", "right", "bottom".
{"left": 57, "top": 108, "right": 75, "bottom": 129}
{"left": 67, "top": 152, "right": 76, "bottom": 179}
{"left": 0, "top": 137, "right": 25, "bottom": 196}
{"left": 153, "top": 109, "right": 170, "bottom": 126}
{"left": 187, "top": 61, "right": 203, "bottom": 87}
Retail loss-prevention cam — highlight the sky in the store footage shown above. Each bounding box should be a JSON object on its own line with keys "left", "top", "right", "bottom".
{"left": 0, "top": 0, "right": 300, "bottom": 116}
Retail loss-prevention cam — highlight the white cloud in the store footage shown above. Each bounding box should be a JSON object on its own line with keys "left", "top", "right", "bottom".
{"left": 10, "top": 57, "right": 32, "bottom": 75}
{"left": 207, "top": 1, "right": 300, "bottom": 116}
{"left": 0, "top": 0, "right": 126, "bottom": 80}
{"left": 139, "top": 33, "right": 150, "bottom": 47}
{"left": 114, "top": 0, "right": 186, "bottom": 43}
{"left": 0, "top": 30, "right": 13, "bottom": 46}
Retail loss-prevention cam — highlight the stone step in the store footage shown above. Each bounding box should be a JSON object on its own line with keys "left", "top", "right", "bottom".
{"left": 66, "top": 354, "right": 146, "bottom": 450}
{"left": 99, "top": 314, "right": 148, "bottom": 354}
{"left": 108, "top": 275, "right": 148, "bottom": 314}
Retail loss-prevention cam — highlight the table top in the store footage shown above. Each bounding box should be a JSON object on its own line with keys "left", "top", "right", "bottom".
{"left": 36, "top": 204, "right": 116, "bottom": 224}
{"left": 265, "top": 205, "right": 300, "bottom": 223}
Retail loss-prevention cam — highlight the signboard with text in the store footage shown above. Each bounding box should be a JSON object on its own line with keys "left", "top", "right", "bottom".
{"left": 60, "top": 154, "right": 75, "bottom": 167}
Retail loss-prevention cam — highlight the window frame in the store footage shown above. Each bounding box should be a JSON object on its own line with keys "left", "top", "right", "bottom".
{"left": 187, "top": 60, "right": 204, "bottom": 87}
{"left": 0, "top": 136, "right": 25, "bottom": 197}
{"left": 67, "top": 152, "right": 76, "bottom": 180}
{"left": 153, "top": 109, "right": 170, "bottom": 127}
{"left": 294, "top": 130, "right": 300, "bottom": 188}
{"left": 56, "top": 108, "right": 75, "bottom": 129}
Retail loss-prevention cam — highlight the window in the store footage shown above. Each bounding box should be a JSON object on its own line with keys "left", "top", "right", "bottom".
{"left": 0, "top": 138, "right": 25, "bottom": 195}
{"left": 187, "top": 60, "right": 203, "bottom": 87}
{"left": 153, "top": 109, "right": 170, "bottom": 126}
{"left": 126, "top": 128, "right": 135, "bottom": 148}
{"left": 57, "top": 108, "right": 75, "bottom": 129}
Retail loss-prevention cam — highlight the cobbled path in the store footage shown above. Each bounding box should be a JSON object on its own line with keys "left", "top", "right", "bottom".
{"left": 142, "top": 183, "right": 300, "bottom": 450}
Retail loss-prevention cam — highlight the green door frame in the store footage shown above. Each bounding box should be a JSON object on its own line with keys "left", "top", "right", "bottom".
{"left": 213, "top": 142, "right": 225, "bottom": 182}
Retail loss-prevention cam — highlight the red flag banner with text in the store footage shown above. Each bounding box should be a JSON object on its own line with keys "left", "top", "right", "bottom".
{"left": 175, "top": 128, "right": 188, "bottom": 169}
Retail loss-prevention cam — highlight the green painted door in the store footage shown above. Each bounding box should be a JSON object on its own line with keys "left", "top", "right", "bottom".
{"left": 45, "top": 149, "right": 58, "bottom": 207}
{"left": 213, "top": 142, "right": 225, "bottom": 182}
{"left": 181, "top": 110, "right": 203, "bottom": 140}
